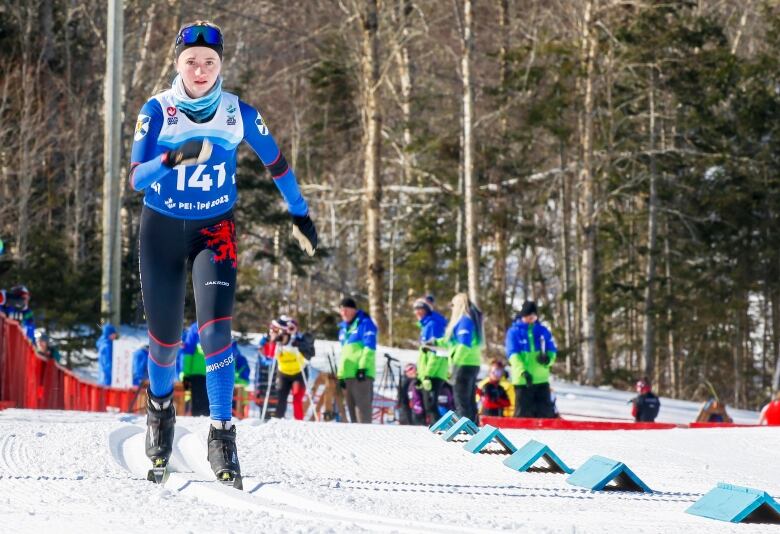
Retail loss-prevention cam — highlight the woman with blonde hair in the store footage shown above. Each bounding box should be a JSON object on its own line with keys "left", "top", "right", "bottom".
{"left": 129, "top": 21, "right": 317, "bottom": 487}
{"left": 439, "top": 292, "right": 483, "bottom": 421}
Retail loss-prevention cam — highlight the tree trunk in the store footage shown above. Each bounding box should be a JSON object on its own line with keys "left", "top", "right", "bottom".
{"left": 642, "top": 66, "right": 659, "bottom": 380}
{"left": 361, "top": 0, "right": 387, "bottom": 333}
{"left": 772, "top": 289, "right": 780, "bottom": 392}
{"left": 462, "top": 0, "right": 479, "bottom": 305}
{"left": 664, "top": 225, "right": 678, "bottom": 397}
{"left": 396, "top": 0, "right": 416, "bottom": 186}
{"left": 492, "top": 0, "right": 511, "bottom": 343}
{"left": 578, "top": 0, "right": 598, "bottom": 384}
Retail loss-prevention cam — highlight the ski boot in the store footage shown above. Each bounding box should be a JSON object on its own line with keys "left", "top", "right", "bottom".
{"left": 207, "top": 421, "right": 242, "bottom": 490}
{"left": 145, "top": 390, "right": 176, "bottom": 484}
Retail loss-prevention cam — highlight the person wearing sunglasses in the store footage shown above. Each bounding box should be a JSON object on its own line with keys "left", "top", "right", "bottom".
{"left": 128, "top": 21, "right": 318, "bottom": 488}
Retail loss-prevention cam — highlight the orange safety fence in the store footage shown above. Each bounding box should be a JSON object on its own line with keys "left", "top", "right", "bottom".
{"left": 0, "top": 316, "right": 249, "bottom": 417}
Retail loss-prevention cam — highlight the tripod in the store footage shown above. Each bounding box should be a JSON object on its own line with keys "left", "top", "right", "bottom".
{"left": 376, "top": 353, "right": 401, "bottom": 423}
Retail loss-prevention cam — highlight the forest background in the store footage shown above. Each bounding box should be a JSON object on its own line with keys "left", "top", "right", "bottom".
{"left": 2, "top": 0, "right": 780, "bottom": 410}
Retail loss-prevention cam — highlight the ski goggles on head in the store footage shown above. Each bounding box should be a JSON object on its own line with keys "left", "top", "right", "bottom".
{"left": 176, "top": 24, "right": 223, "bottom": 47}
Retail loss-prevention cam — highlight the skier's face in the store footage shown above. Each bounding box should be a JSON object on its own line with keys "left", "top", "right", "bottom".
{"left": 413, "top": 307, "right": 427, "bottom": 321}
{"left": 521, "top": 314, "right": 537, "bottom": 324}
{"left": 176, "top": 47, "right": 221, "bottom": 98}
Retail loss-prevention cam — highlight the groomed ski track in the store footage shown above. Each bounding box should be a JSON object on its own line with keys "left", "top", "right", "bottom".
{"left": 0, "top": 409, "right": 778, "bottom": 533}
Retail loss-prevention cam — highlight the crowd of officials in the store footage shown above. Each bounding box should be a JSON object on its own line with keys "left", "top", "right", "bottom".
{"left": 4, "top": 282, "right": 780, "bottom": 426}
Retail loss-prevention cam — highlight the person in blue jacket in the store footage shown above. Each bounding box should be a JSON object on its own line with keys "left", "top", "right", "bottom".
{"left": 505, "top": 301, "right": 558, "bottom": 418}
{"left": 413, "top": 297, "right": 448, "bottom": 423}
{"left": 132, "top": 345, "right": 150, "bottom": 386}
{"left": 129, "top": 20, "right": 318, "bottom": 485}
{"left": 97, "top": 324, "right": 118, "bottom": 386}
{"left": 232, "top": 341, "right": 250, "bottom": 386}
{"left": 0, "top": 285, "right": 36, "bottom": 342}
{"left": 337, "top": 297, "right": 378, "bottom": 424}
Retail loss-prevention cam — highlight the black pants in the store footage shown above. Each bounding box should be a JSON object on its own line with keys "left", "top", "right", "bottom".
{"left": 187, "top": 375, "right": 210, "bottom": 416}
{"left": 422, "top": 377, "right": 446, "bottom": 424}
{"left": 452, "top": 365, "right": 480, "bottom": 423}
{"left": 140, "top": 206, "right": 237, "bottom": 418}
{"left": 275, "top": 372, "right": 303, "bottom": 419}
{"left": 514, "top": 382, "right": 556, "bottom": 418}
{"left": 397, "top": 376, "right": 412, "bottom": 425}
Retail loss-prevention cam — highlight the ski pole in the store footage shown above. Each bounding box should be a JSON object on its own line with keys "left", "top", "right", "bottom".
{"left": 260, "top": 349, "right": 278, "bottom": 421}
{"left": 300, "top": 358, "right": 316, "bottom": 421}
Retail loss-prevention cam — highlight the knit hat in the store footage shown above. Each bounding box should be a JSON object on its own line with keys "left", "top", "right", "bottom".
{"left": 412, "top": 298, "right": 432, "bottom": 313}
{"left": 518, "top": 300, "right": 538, "bottom": 318}
{"left": 339, "top": 297, "right": 357, "bottom": 309}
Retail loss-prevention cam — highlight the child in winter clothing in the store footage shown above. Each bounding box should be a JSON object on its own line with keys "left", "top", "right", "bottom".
{"left": 402, "top": 363, "right": 426, "bottom": 425}
{"left": 477, "top": 360, "right": 513, "bottom": 417}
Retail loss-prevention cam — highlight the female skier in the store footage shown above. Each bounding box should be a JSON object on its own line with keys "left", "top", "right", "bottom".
{"left": 129, "top": 21, "right": 317, "bottom": 487}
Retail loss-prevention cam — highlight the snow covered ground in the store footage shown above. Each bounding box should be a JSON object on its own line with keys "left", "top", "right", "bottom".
{"left": 1, "top": 402, "right": 778, "bottom": 533}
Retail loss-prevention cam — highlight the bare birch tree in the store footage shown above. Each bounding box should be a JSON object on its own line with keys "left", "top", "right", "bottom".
{"left": 359, "top": 0, "right": 387, "bottom": 333}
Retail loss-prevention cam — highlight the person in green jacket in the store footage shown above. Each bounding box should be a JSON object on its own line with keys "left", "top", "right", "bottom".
{"left": 438, "top": 292, "right": 483, "bottom": 422}
{"left": 413, "top": 297, "right": 449, "bottom": 424}
{"left": 505, "top": 301, "right": 558, "bottom": 418}
{"left": 337, "top": 297, "right": 378, "bottom": 424}
{"left": 181, "top": 321, "right": 209, "bottom": 416}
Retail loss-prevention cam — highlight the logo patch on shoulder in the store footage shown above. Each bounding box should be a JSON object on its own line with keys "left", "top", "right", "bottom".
{"left": 166, "top": 107, "right": 177, "bottom": 117}
{"left": 134, "top": 114, "right": 150, "bottom": 141}
{"left": 255, "top": 115, "right": 269, "bottom": 135}
{"left": 226, "top": 103, "right": 236, "bottom": 114}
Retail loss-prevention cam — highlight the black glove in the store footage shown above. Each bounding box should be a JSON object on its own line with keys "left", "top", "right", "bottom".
{"left": 162, "top": 138, "right": 213, "bottom": 167}
{"left": 356, "top": 369, "right": 367, "bottom": 381}
{"left": 522, "top": 371, "right": 533, "bottom": 386}
{"left": 537, "top": 352, "right": 551, "bottom": 366}
{"left": 292, "top": 214, "right": 318, "bottom": 256}
{"left": 182, "top": 377, "right": 191, "bottom": 391}
{"left": 339, "top": 379, "right": 347, "bottom": 390}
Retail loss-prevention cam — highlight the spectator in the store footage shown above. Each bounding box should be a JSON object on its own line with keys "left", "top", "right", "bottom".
{"left": 181, "top": 321, "right": 209, "bottom": 416}
{"left": 36, "top": 333, "right": 61, "bottom": 363}
{"left": 477, "top": 360, "right": 513, "bottom": 417}
{"left": 232, "top": 341, "right": 250, "bottom": 387}
{"left": 413, "top": 297, "right": 448, "bottom": 424}
{"left": 505, "top": 301, "right": 558, "bottom": 418}
{"left": 269, "top": 318, "right": 308, "bottom": 420}
{"left": 97, "top": 323, "right": 118, "bottom": 386}
{"left": 758, "top": 391, "right": 780, "bottom": 426}
{"left": 132, "top": 344, "right": 150, "bottom": 386}
{"left": 631, "top": 377, "right": 660, "bottom": 422}
{"left": 695, "top": 397, "right": 733, "bottom": 423}
{"left": 438, "top": 293, "right": 483, "bottom": 423}
{"left": 337, "top": 297, "right": 378, "bottom": 424}
{"left": 401, "top": 363, "right": 426, "bottom": 425}
{"left": 0, "top": 285, "right": 35, "bottom": 342}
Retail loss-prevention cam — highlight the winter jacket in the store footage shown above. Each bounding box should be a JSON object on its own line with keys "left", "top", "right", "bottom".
{"left": 132, "top": 347, "right": 149, "bottom": 386}
{"left": 233, "top": 342, "right": 250, "bottom": 386}
{"left": 406, "top": 379, "right": 425, "bottom": 415}
{"left": 505, "top": 318, "right": 557, "bottom": 386}
{"left": 275, "top": 342, "right": 305, "bottom": 377}
{"left": 96, "top": 324, "right": 117, "bottom": 386}
{"left": 181, "top": 321, "right": 200, "bottom": 356}
{"left": 182, "top": 344, "right": 207, "bottom": 377}
{"left": 632, "top": 392, "right": 660, "bottom": 422}
{"left": 2, "top": 305, "right": 35, "bottom": 342}
{"left": 477, "top": 376, "right": 515, "bottom": 416}
{"left": 417, "top": 310, "right": 448, "bottom": 380}
{"left": 437, "top": 315, "right": 481, "bottom": 367}
{"left": 760, "top": 400, "right": 780, "bottom": 425}
{"left": 337, "top": 310, "right": 378, "bottom": 379}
